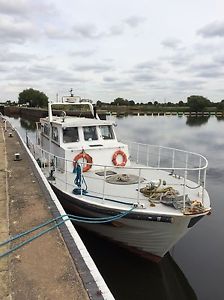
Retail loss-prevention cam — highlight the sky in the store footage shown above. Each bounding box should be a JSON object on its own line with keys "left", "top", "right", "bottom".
{"left": 1, "top": 0, "right": 224, "bottom": 103}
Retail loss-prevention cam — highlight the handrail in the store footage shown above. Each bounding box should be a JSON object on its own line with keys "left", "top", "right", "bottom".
{"left": 26, "top": 136, "right": 208, "bottom": 210}
{"left": 27, "top": 140, "right": 207, "bottom": 172}
{"left": 127, "top": 141, "right": 208, "bottom": 168}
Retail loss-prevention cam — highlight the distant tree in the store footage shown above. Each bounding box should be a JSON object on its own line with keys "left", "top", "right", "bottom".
{"left": 6, "top": 100, "right": 11, "bottom": 106}
{"left": 18, "top": 88, "right": 48, "bottom": 107}
{"left": 124, "top": 99, "right": 129, "bottom": 105}
{"left": 178, "top": 100, "right": 184, "bottom": 106}
{"left": 154, "top": 101, "right": 158, "bottom": 106}
{"left": 96, "top": 100, "right": 102, "bottom": 107}
{"left": 187, "top": 95, "right": 211, "bottom": 112}
{"left": 147, "top": 101, "right": 153, "bottom": 105}
{"left": 113, "top": 97, "right": 124, "bottom": 105}
{"left": 217, "top": 100, "right": 224, "bottom": 110}
{"left": 128, "top": 100, "right": 135, "bottom": 106}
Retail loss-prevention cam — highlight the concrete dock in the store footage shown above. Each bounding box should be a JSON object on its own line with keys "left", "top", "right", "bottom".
{"left": 0, "top": 119, "right": 114, "bottom": 299}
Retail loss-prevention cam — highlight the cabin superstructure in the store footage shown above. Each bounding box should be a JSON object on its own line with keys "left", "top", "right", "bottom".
{"left": 37, "top": 99, "right": 129, "bottom": 172}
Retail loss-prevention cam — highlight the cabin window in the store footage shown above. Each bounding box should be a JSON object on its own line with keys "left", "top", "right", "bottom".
{"left": 63, "top": 127, "right": 79, "bottom": 143}
{"left": 52, "top": 127, "right": 59, "bottom": 142}
{"left": 100, "top": 125, "right": 114, "bottom": 140}
{"left": 83, "top": 126, "right": 98, "bottom": 141}
{"left": 43, "top": 124, "right": 49, "bottom": 136}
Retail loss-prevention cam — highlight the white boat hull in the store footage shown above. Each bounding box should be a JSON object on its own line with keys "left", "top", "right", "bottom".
{"left": 51, "top": 184, "right": 205, "bottom": 261}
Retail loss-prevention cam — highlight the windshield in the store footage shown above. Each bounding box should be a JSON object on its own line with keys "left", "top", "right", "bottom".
{"left": 100, "top": 125, "right": 114, "bottom": 140}
{"left": 83, "top": 126, "right": 98, "bottom": 141}
{"left": 63, "top": 127, "right": 79, "bottom": 143}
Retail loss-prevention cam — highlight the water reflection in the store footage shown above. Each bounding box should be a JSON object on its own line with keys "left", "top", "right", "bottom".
{"left": 216, "top": 116, "right": 224, "bottom": 122}
{"left": 75, "top": 226, "right": 197, "bottom": 300}
{"left": 186, "top": 116, "right": 210, "bottom": 127}
{"left": 20, "top": 118, "right": 37, "bottom": 132}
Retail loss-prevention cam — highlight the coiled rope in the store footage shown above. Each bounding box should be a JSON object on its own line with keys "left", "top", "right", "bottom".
{"left": 0, "top": 207, "right": 134, "bottom": 259}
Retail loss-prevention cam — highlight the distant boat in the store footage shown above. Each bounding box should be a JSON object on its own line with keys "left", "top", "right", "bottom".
{"left": 27, "top": 93, "right": 211, "bottom": 262}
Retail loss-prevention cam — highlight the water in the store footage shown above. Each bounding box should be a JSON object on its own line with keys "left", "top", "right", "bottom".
{"left": 5, "top": 114, "right": 224, "bottom": 299}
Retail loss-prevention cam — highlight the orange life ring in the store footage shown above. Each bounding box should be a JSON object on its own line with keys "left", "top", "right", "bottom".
{"left": 112, "top": 149, "right": 127, "bottom": 167}
{"left": 73, "top": 152, "right": 93, "bottom": 172}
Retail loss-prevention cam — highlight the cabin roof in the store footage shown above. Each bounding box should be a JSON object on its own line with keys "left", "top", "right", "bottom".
{"left": 41, "top": 116, "right": 113, "bottom": 127}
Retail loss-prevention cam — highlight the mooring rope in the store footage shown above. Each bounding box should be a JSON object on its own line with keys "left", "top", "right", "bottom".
{"left": 0, "top": 206, "right": 135, "bottom": 259}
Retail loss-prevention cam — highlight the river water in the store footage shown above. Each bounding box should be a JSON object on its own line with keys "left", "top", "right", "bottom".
{"left": 5, "top": 114, "right": 224, "bottom": 300}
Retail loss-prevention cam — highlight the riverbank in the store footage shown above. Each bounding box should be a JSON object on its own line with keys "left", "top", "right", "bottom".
{"left": 1, "top": 105, "right": 224, "bottom": 119}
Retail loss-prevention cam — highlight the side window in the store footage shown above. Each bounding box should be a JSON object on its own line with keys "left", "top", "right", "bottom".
{"left": 63, "top": 127, "right": 79, "bottom": 143}
{"left": 52, "top": 127, "right": 59, "bottom": 142}
{"left": 100, "top": 125, "right": 114, "bottom": 140}
{"left": 43, "top": 124, "right": 49, "bottom": 136}
{"left": 83, "top": 126, "right": 98, "bottom": 141}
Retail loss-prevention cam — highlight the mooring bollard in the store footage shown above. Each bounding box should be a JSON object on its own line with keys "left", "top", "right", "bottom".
{"left": 14, "top": 153, "right": 22, "bottom": 161}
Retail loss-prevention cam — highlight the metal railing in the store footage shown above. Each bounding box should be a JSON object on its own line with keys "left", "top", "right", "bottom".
{"left": 26, "top": 136, "right": 208, "bottom": 211}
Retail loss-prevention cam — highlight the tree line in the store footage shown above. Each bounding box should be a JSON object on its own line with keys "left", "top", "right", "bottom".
{"left": 97, "top": 96, "right": 224, "bottom": 112}
{"left": 3, "top": 88, "right": 224, "bottom": 112}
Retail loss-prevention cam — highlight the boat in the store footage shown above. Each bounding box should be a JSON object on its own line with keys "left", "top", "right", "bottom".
{"left": 27, "top": 92, "right": 211, "bottom": 262}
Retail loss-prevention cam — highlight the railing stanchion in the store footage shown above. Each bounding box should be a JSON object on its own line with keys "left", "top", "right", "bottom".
{"left": 80, "top": 162, "right": 83, "bottom": 197}
{"left": 183, "top": 170, "right": 187, "bottom": 213}
{"left": 54, "top": 156, "right": 56, "bottom": 171}
{"left": 129, "top": 142, "right": 132, "bottom": 161}
{"left": 146, "top": 145, "right": 149, "bottom": 166}
{"left": 65, "top": 158, "right": 68, "bottom": 191}
{"left": 43, "top": 151, "right": 46, "bottom": 169}
{"left": 202, "top": 168, "right": 206, "bottom": 205}
{"left": 41, "top": 150, "right": 43, "bottom": 169}
{"left": 102, "top": 166, "right": 106, "bottom": 203}
{"left": 157, "top": 146, "right": 161, "bottom": 168}
{"left": 185, "top": 153, "right": 188, "bottom": 179}
{"left": 137, "top": 168, "right": 141, "bottom": 205}
{"left": 198, "top": 157, "right": 202, "bottom": 185}
{"left": 48, "top": 152, "right": 50, "bottom": 176}
{"left": 137, "top": 144, "right": 140, "bottom": 164}
{"left": 172, "top": 149, "right": 175, "bottom": 169}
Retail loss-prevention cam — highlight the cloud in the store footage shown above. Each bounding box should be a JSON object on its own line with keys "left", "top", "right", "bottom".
{"left": 45, "top": 26, "right": 71, "bottom": 39}
{"left": 188, "top": 62, "right": 224, "bottom": 78}
{"left": 133, "top": 73, "right": 158, "bottom": 82}
{"left": 29, "top": 64, "right": 57, "bottom": 75}
{"left": 0, "top": 0, "right": 56, "bottom": 18}
{"left": 197, "top": 20, "right": 224, "bottom": 38}
{"left": 0, "top": 0, "right": 30, "bottom": 15}
{"left": 125, "top": 16, "right": 146, "bottom": 28}
{"left": 172, "top": 79, "right": 205, "bottom": 90}
{"left": 195, "top": 69, "right": 224, "bottom": 78}
{"left": 108, "top": 25, "right": 124, "bottom": 36}
{"left": 73, "top": 63, "right": 113, "bottom": 73}
{"left": 0, "top": 16, "right": 38, "bottom": 44}
{"left": 214, "top": 53, "right": 224, "bottom": 64}
{"left": 161, "top": 38, "right": 182, "bottom": 49}
{"left": 72, "top": 23, "right": 103, "bottom": 39}
{"left": 0, "top": 64, "right": 8, "bottom": 72}
{"left": 103, "top": 76, "right": 117, "bottom": 82}
{"left": 134, "top": 61, "right": 161, "bottom": 70}
{"left": 46, "top": 22, "right": 124, "bottom": 40}
{"left": 6, "top": 64, "right": 88, "bottom": 84}
{"left": 165, "top": 51, "right": 194, "bottom": 67}
{"left": 0, "top": 50, "right": 36, "bottom": 62}
{"left": 103, "top": 79, "right": 134, "bottom": 91}
{"left": 129, "top": 61, "right": 167, "bottom": 79}
{"left": 69, "top": 49, "right": 96, "bottom": 57}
